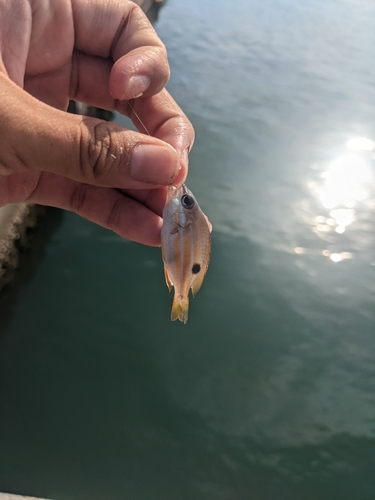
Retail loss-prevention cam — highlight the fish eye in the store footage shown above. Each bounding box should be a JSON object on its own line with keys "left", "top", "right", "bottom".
{"left": 181, "top": 194, "right": 195, "bottom": 209}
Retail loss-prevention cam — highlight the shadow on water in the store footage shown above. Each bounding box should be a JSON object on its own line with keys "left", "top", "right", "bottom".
{"left": 0, "top": 208, "right": 64, "bottom": 342}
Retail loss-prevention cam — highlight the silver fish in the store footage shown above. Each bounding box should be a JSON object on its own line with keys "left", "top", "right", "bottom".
{"left": 161, "top": 183, "right": 211, "bottom": 323}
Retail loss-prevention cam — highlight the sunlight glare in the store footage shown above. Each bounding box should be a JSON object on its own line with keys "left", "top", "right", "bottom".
{"left": 347, "top": 137, "right": 374, "bottom": 151}
{"left": 301, "top": 137, "right": 375, "bottom": 264}
{"left": 319, "top": 155, "right": 373, "bottom": 209}
{"left": 330, "top": 253, "right": 342, "bottom": 263}
{"left": 329, "top": 208, "right": 355, "bottom": 228}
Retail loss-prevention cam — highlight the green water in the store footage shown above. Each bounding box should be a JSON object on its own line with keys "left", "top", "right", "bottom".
{"left": 1, "top": 0, "right": 375, "bottom": 498}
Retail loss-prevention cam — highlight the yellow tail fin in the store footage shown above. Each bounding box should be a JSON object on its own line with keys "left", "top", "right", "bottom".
{"left": 171, "top": 295, "right": 189, "bottom": 324}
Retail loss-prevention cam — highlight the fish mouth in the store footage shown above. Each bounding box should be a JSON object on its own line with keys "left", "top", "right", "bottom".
{"left": 168, "top": 182, "right": 188, "bottom": 199}
{"left": 166, "top": 183, "right": 193, "bottom": 205}
{"left": 170, "top": 181, "right": 186, "bottom": 191}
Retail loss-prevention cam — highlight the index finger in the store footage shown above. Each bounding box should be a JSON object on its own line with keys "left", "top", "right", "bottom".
{"left": 118, "top": 89, "right": 195, "bottom": 168}
{"left": 72, "top": 0, "right": 169, "bottom": 99}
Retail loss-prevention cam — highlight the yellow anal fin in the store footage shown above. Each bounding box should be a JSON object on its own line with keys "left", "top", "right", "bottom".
{"left": 171, "top": 295, "right": 189, "bottom": 324}
{"left": 164, "top": 265, "right": 173, "bottom": 292}
{"left": 191, "top": 271, "right": 206, "bottom": 297}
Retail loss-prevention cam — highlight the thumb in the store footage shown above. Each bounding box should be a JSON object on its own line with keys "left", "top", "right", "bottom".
{"left": 0, "top": 74, "right": 180, "bottom": 189}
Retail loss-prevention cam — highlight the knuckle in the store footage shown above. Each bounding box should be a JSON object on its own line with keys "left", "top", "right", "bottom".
{"left": 0, "top": 162, "right": 13, "bottom": 176}
{"left": 106, "top": 198, "right": 123, "bottom": 231}
{"left": 128, "top": 3, "right": 152, "bottom": 32}
{"left": 79, "top": 120, "right": 121, "bottom": 184}
{"left": 153, "top": 45, "right": 170, "bottom": 83}
{"left": 0, "top": 144, "right": 29, "bottom": 176}
{"left": 70, "top": 183, "right": 89, "bottom": 213}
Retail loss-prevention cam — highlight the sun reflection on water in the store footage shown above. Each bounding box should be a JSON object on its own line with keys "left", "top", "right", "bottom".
{"left": 347, "top": 137, "right": 375, "bottom": 152}
{"left": 300, "top": 137, "right": 375, "bottom": 265}
{"left": 318, "top": 154, "right": 372, "bottom": 213}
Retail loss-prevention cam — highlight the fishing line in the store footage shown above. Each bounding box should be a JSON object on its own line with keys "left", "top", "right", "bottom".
{"left": 122, "top": 5, "right": 152, "bottom": 138}
{"left": 127, "top": 99, "right": 151, "bottom": 137}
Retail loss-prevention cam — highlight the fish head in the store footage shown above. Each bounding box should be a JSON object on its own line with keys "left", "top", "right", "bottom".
{"left": 163, "top": 183, "right": 199, "bottom": 227}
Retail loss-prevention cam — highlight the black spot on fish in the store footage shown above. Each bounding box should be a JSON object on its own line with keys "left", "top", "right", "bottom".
{"left": 192, "top": 263, "right": 201, "bottom": 274}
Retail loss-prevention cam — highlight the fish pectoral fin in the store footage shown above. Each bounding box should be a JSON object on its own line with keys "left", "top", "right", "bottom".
{"left": 171, "top": 295, "right": 189, "bottom": 324}
{"left": 164, "top": 266, "right": 173, "bottom": 292}
{"left": 191, "top": 271, "right": 206, "bottom": 298}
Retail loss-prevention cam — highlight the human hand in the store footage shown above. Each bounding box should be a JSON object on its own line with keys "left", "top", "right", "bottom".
{"left": 0, "top": 0, "right": 194, "bottom": 246}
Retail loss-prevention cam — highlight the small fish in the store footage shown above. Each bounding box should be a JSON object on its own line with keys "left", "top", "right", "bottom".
{"left": 161, "top": 184, "right": 211, "bottom": 324}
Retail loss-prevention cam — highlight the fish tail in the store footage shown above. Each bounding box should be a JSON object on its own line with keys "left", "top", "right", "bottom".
{"left": 171, "top": 295, "right": 189, "bottom": 324}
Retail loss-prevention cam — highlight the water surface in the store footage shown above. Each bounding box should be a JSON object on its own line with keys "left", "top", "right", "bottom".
{"left": 1, "top": 0, "right": 375, "bottom": 498}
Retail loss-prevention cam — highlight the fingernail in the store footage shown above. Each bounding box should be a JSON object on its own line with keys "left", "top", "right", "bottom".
{"left": 130, "top": 144, "right": 179, "bottom": 184}
{"left": 172, "top": 146, "right": 190, "bottom": 187}
{"left": 121, "top": 75, "right": 150, "bottom": 100}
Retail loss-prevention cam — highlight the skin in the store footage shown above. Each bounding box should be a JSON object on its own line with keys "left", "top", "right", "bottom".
{"left": 0, "top": 0, "right": 195, "bottom": 246}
